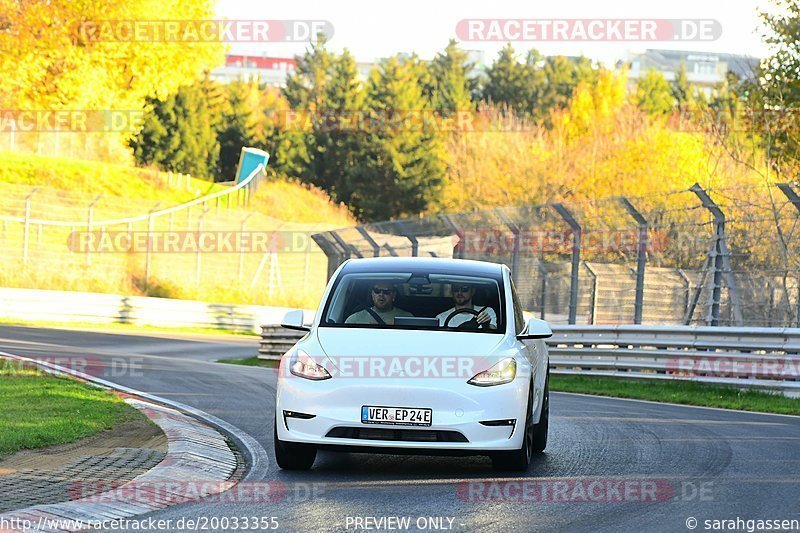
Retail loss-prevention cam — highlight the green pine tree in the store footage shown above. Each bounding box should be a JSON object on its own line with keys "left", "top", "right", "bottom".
{"left": 482, "top": 44, "right": 529, "bottom": 115}
{"left": 216, "top": 80, "right": 258, "bottom": 181}
{"left": 350, "top": 55, "right": 446, "bottom": 220}
{"left": 635, "top": 69, "right": 675, "bottom": 116}
{"left": 428, "top": 39, "right": 475, "bottom": 113}
{"left": 317, "top": 50, "right": 365, "bottom": 199}
{"left": 282, "top": 33, "right": 334, "bottom": 185}
{"left": 284, "top": 33, "right": 333, "bottom": 113}
{"left": 130, "top": 80, "right": 219, "bottom": 180}
{"left": 673, "top": 61, "right": 695, "bottom": 113}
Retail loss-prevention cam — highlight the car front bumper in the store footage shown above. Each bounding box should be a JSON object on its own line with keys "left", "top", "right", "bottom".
{"left": 276, "top": 376, "right": 530, "bottom": 452}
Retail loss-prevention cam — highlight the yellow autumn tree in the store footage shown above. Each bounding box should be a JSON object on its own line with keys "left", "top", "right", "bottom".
{"left": 0, "top": 0, "right": 224, "bottom": 110}
{"left": 437, "top": 67, "right": 767, "bottom": 215}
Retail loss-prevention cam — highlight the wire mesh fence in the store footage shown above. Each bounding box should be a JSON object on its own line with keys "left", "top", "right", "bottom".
{"left": 0, "top": 166, "right": 338, "bottom": 309}
{"left": 4, "top": 168, "right": 800, "bottom": 324}
{"left": 312, "top": 183, "right": 800, "bottom": 327}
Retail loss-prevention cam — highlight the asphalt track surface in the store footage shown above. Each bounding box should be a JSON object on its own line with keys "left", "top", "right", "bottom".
{"left": 2, "top": 325, "right": 800, "bottom": 533}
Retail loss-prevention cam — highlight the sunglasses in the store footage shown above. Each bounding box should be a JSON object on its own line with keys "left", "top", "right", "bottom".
{"left": 372, "top": 288, "right": 393, "bottom": 295}
{"left": 452, "top": 285, "right": 472, "bottom": 293}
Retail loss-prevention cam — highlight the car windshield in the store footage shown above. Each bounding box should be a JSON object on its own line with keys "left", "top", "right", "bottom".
{"left": 320, "top": 271, "right": 506, "bottom": 333}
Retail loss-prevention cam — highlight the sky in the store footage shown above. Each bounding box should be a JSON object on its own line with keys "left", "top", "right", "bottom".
{"left": 216, "top": 0, "right": 774, "bottom": 66}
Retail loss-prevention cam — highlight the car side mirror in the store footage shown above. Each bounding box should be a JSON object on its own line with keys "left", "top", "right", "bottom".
{"left": 281, "top": 309, "right": 310, "bottom": 332}
{"left": 517, "top": 317, "right": 552, "bottom": 340}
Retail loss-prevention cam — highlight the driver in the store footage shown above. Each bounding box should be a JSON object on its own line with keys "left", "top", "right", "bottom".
{"left": 436, "top": 283, "right": 497, "bottom": 329}
{"left": 345, "top": 282, "right": 413, "bottom": 325}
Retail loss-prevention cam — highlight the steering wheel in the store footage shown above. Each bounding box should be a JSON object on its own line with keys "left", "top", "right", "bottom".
{"left": 443, "top": 308, "right": 486, "bottom": 330}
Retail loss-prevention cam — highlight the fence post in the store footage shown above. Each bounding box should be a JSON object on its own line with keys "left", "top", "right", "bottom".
{"left": 355, "top": 226, "right": 381, "bottom": 257}
{"left": 85, "top": 195, "right": 103, "bottom": 267}
{"left": 776, "top": 183, "right": 800, "bottom": 327}
{"left": 144, "top": 202, "right": 161, "bottom": 290}
{"left": 303, "top": 238, "right": 311, "bottom": 293}
{"left": 688, "top": 184, "right": 743, "bottom": 326}
{"left": 196, "top": 206, "right": 210, "bottom": 286}
{"left": 495, "top": 209, "right": 521, "bottom": 282}
{"left": 311, "top": 232, "right": 346, "bottom": 280}
{"left": 331, "top": 230, "right": 362, "bottom": 258}
{"left": 238, "top": 213, "right": 254, "bottom": 285}
{"left": 439, "top": 214, "right": 464, "bottom": 259}
{"left": 539, "top": 261, "right": 548, "bottom": 320}
{"left": 677, "top": 268, "right": 692, "bottom": 322}
{"left": 393, "top": 221, "right": 418, "bottom": 257}
{"left": 617, "top": 197, "right": 648, "bottom": 324}
{"left": 551, "top": 203, "right": 581, "bottom": 325}
{"left": 22, "top": 187, "right": 39, "bottom": 271}
{"left": 583, "top": 261, "right": 599, "bottom": 324}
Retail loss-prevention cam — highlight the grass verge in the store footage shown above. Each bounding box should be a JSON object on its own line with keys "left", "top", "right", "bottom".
{"left": 0, "top": 363, "right": 140, "bottom": 458}
{"left": 551, "top": 374, "right": 800, "bottom": 416}
{"left": 219, "top": 356, "right": 280, "bottom": 368}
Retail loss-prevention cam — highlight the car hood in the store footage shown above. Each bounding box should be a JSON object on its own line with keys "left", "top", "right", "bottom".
{"left": 315, "top": 327, "right": 506, "bottom": 359}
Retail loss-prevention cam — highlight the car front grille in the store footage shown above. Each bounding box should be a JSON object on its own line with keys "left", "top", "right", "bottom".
{"left": 325, "top": 427, "right": 469, "bottom": 443}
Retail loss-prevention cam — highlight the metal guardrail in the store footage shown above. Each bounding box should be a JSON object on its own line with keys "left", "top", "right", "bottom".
{"left": 258, "top": 324, "right": 800, "bottom": 392}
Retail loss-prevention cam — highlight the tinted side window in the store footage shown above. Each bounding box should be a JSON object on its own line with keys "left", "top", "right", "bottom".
{"left": 510, "top": 280, "right": 525, "bottom": 335}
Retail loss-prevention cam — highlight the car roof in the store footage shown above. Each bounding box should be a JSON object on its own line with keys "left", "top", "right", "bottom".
{"left": 339, "top": 257, "right": 506, "bottom": 277}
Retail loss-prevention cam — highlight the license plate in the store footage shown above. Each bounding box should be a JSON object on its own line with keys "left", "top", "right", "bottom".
{"left": 361, "top": 406, "right": 432, "bottom": 426}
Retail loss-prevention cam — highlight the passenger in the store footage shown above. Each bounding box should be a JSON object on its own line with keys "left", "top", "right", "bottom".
{"left": 345, "top": 282, "right": 413, "bottom": 325}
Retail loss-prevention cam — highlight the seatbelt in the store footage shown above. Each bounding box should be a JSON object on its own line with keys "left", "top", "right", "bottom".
{"left": 365, "top": 307, "right": 386, "bottom": 325}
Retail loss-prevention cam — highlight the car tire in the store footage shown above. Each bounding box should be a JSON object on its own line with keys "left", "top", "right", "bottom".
{"left": 491, "top": 383, "right": 535, "bottom": 471}
{"left": 274, "top": 417, "right": 317, "bottom": 470}
{"left": 531, "top": 369, "right": 549, "bottom": 453}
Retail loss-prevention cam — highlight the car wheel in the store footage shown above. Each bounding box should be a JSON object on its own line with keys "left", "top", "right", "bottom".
{"left": 491, "top": 383, "right": 534, "bottom": 471}
{"left": 274, "top": 417, "right": 317, "bottom": 470}
{"left": 531, "top": 369, "right": 549, "bottom": 453}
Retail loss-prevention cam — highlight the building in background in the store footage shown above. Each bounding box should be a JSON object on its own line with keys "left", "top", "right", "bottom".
{"left": 213, "top": 49, "right": 760, "bottom": 94}
{"left": 212, "top": 54, "right": 298, "bottom": 85}
{"left": 621, "top": 49, "right": 760, "bottom": 95}
{"left": 213, "top": 50, "right": 489, "bottom": 87}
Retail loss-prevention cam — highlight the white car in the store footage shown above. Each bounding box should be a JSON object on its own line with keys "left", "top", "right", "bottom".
{"left": 274, "top": 257, "right": 552, "bottom": 471}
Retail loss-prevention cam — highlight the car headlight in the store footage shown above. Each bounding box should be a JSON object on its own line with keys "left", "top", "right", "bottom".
{"left": 289, "top": 350, "right": 331, "bottom": 380}
{"left": 467, "top": 357, "right": 516, "bottom": 386}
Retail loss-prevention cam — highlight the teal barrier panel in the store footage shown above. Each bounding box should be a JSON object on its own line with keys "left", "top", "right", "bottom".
{"left": 236, "top": 147, "right": 270, "bottom": 185}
